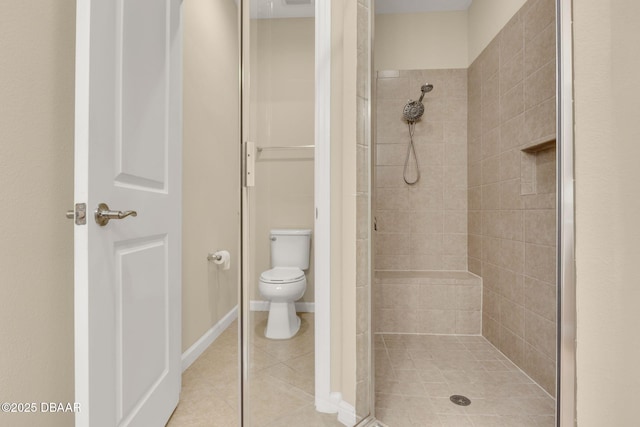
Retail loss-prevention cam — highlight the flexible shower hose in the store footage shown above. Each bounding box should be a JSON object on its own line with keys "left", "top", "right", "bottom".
{"left": 403, "top": 122, "right": 420, "bottom": 185}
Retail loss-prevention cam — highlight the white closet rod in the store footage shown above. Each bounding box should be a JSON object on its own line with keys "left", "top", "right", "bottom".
{"left": 256, "top": 145, "right": 315, "bottom": 152}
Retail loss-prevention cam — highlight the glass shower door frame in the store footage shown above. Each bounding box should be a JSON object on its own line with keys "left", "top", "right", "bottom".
{"left": 556, "top": 0, "right": 576, "bottom": 425}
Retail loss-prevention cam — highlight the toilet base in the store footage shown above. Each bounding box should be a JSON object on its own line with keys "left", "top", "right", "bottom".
{"left": 264, "top": 301, "right": 301, "bottom": 339}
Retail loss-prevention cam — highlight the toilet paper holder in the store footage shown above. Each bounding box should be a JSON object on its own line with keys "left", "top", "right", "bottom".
{"left": 207, "top": 250, "right": 231, "bottom": 270}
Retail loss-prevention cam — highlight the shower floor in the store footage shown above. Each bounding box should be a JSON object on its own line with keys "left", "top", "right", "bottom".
{"left": 375, "top": 333, "right": 555, "bottom": 427}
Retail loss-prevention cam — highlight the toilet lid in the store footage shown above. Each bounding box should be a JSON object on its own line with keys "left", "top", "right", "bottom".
{"left": 260, "top": 267, "right": 305, "bottom": 284}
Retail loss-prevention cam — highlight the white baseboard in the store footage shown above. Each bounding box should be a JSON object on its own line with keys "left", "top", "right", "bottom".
{"left": 181, "top": 306, "right": 238, "bottom": 372}
{"left": 315, "top": 394, "right": 338, "bottom": 414}
{"left": 338, "top": 400, "right": 356, "bottom": 426}
{"left": 249, "top": 300, "right": 315, "bottom": 312}
{"left": 314, "top": 392, "right": 356, "bottom": 427}
{"left": 332, "top": 392, "right": 356, "bottom": 427}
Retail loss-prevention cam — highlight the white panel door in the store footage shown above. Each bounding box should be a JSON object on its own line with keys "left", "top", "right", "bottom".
{"left": 74, "top": 1, "right": 182, "bottom": 426}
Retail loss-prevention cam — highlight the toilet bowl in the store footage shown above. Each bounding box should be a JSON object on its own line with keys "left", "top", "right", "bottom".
{"left": 258, "top": 229, "right": 312, "bottom": 340}
{"left": 259, "top": 267, "right": 306, "bottom": 339}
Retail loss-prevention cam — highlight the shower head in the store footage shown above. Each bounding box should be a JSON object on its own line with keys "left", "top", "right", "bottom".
{"left": 403, "top": 101, "right": 425, "bottom": 123}
{"left": 418, "top": 83, "right": 434, "bottom": 102}
{"left": 403, "top": 83, "right": 434, "bottom": 123}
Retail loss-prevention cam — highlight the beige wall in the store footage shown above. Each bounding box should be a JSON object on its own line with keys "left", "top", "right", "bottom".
{"left": 374, "top": 12, "right": 468, "bottom": 71}
{"left": 467, "top": 0, "right": 528, "bottom": 64}
{"left": 182, "top": 0, "right": 240, "bottom": 351}
{"left": 375, "top": 69, "right": 468, "bottom": 271}
{"left": 249, "top": 18, "right": 315, "bottom": 303}
{"left": 468, "top": 0, "right": 557, "bottom": 395}
{"left": 375, "top": 1, "right": 529, "bottom": 71}
{"left": 574, "top": 0, "right": 640, "bottom": 424}
{"left": 0, "top": 1, "right": 76, "bottom": 426}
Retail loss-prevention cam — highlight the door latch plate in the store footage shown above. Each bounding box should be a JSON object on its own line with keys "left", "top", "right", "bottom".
{"left": 66, "top": 203, "right": 87, "bottom": 225}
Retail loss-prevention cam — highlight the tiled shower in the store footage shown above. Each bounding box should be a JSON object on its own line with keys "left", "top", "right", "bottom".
{"left": 374, "top": 0, "right": 557, "bottom": 403}
{"left": 376, "top": 69, "right": 468, "bottom": 272}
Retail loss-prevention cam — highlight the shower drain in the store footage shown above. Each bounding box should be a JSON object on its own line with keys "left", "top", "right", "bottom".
{"left": 449, "top": 395, "right": 471, "bottom": 406}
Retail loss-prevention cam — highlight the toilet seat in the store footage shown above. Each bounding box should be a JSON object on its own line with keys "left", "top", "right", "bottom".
{"left": 260, "top": 267, "right": 305, "bottom": 284}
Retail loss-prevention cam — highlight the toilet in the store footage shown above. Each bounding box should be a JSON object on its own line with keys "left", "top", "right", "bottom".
{"left": 258, "top": 229, "right": 312, "bottom": 339}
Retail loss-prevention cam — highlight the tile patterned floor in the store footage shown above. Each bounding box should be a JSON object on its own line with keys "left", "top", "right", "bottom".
{"left": 375, "top": 333, "right": 555, "bottom": 427}
{"left": 168, "top": 317, "right": 555, "bottom": 426}
{"left": 166, "top": 319, "right": 239, "bottom": 426}
{"left": 167, "top": 313, "right": 343, "bottom": 427}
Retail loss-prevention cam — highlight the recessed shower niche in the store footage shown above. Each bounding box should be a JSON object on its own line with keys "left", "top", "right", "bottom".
{"left": 520, "top": 138, "right": 557, "bottom": 195}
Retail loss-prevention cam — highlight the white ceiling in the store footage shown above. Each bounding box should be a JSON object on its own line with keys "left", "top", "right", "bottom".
{"left": 250, "top": 0, "right": 473, "bottom": 19}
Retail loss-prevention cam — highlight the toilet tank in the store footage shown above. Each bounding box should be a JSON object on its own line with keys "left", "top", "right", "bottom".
{"left": 270, "top": 229, "right": 312, "bottom": 270}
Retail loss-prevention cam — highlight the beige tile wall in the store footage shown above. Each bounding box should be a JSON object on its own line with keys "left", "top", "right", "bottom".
{"left": 467, "top": 0, "right": 557, "bottom": 396}
{"left": 375, "top": 68, "right": 468, "bottom": 271}
{"left": 374, "top": 271, "right": 482, "bottom": 335}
